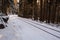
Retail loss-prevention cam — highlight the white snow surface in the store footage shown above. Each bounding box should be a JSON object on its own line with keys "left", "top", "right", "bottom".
{"left": 0, "top": 14, "right": 60, "bottom": 40}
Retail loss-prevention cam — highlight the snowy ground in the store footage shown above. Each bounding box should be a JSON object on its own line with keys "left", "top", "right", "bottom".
{"left": 0, "top": 14, "right": 60, "bottom": 40}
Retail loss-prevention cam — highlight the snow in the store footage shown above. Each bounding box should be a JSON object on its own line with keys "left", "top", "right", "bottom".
{"left": 0, "top": 15, "right": 60, "bottom": 40}
{"left": 20, "top": 17, "right": 60, "bottom": 31}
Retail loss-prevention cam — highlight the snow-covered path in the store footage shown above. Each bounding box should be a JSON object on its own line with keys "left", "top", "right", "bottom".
{"left": 0, "top": 15, "right": 60, "bottom": 40}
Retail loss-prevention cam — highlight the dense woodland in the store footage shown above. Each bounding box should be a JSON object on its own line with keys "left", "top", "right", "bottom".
{"left": 0, "top": 0, "right": 14, "bottom": 15}
{"left": 0, "top": 0, "right": 60, "bottom": 24}
{"left": 19, "top": 0, "right": 60, "bottom": 24}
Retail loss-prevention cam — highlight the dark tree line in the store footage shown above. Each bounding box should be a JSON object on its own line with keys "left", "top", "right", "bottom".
{"left": 19, "top": 0, "right": 60, "bottom": 24}
{"left": 0, "top": 0, "right": 14, "bottom": 15}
